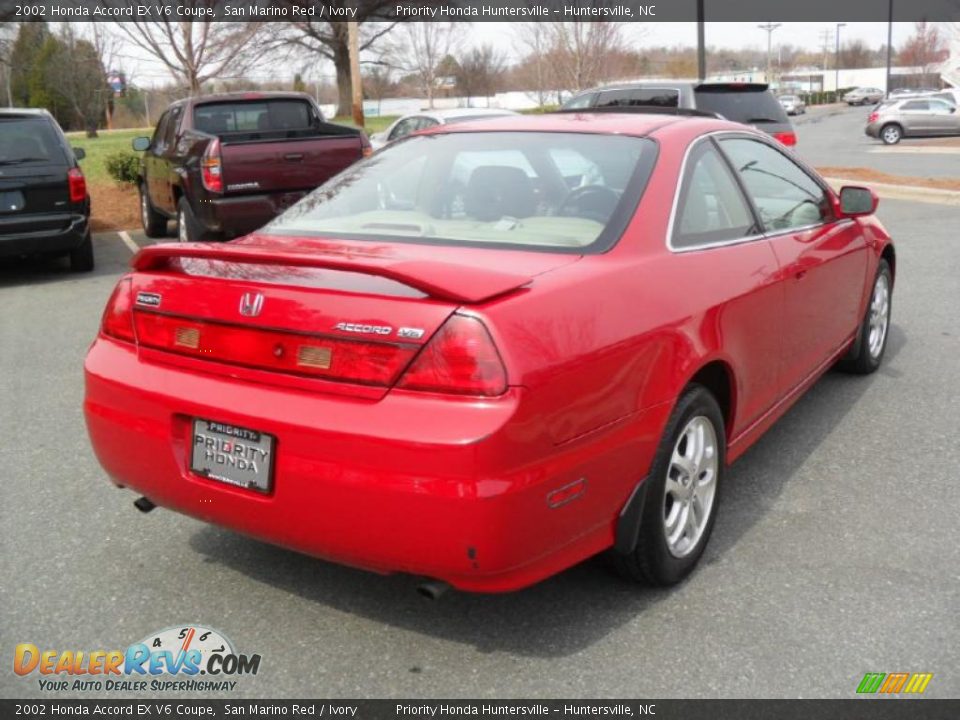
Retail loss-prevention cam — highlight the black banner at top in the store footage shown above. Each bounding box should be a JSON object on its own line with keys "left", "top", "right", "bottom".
{"left": 1, "top": 0, "right": 959, "bottom": 22}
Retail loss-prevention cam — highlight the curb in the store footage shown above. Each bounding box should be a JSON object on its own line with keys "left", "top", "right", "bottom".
{"left": 822, "top": 177, "right": 960, "bottom": 206}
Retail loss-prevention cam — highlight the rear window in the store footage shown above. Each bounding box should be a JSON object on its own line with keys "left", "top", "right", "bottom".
{"left": 694, "top": 87, "right": 789, "bottom": 124}
{"left": 0, "top": 116, "right": 67, "bottom": 166}
{"left": 264, "top": 132, "right": 657, "bottom": 254}
{"left": 194, "top": 100, "right": 315, "bottom": 135}
{"left": 594, "top": 88, "right": 680, "bottom": 109}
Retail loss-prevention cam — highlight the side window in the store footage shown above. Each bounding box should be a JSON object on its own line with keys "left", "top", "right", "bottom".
{"left": 164, "top": 106, "right": 183, "bottom": 147}
{"left": 901, "top": 101, "right": 928, "bottom": 111}
{"left": 389, "top": 118, "right": 418, "bottom": 141}
{"left": 719, "top": 137, "right": 832, "bottom": 232}
{"left": 417, "top": 117, "right": 440, "bottom": 131}
{"left": 564, "top": 92, "right": 596, "bottom": 110}
{"left": 929, "top": 100, "right": 955, "bottom": 114}
{"left": 151, "top": 111, "right": 170, "bottom": 150}
{"left": 672, "top": 141, "right": 756, "bottom": 249}
{"left": 596, "top": 88, "right": 679, "bottom": 108}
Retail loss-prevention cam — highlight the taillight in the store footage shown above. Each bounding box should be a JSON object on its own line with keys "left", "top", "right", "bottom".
{"left": 201, "top": 138, "right": 222, "bottom": 193}
{"left": 397, "top": 315, "right": 507, "bottom": 397}
{"left": 133, "top": 312, "right": 418, "bottom": 385}
{"left": 772, "top": 131, "right": 797, "bottom": 147}
{"left": 868, "top": 112, "right": 879, "bottom": 124}
{"left": 101, "top": 278, "right": 135, "bottom": 343}
{"left": 360, "top": 133, "right": 373, "bottom": 158}
{"left": 68, "top": 167, "right": 86, "bottom": 203}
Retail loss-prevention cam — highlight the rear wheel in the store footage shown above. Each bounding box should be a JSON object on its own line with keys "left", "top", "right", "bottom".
{"left": 69, "top": 231, "right": 94, "bottom": 272}
{"left": 140, "top": 185, "right": 167, "bottom": 238}
{"left": 613, "top": 385, "right": 726, "bottom": 586}
{"left": 881, "top": 124, "right": 902, "bottom": 145}
{"left": 177, "top": 197, "right": 203, "bottom": 243}
{"left": 838, "top": 259, "right": 892, "bottom": 374}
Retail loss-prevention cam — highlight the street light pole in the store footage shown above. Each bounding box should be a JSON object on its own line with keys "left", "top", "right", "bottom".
{"left": 758, "top": 23, "right": 782, "bottom": 85}
{"left": 835, "top": 22, "right": 847, "bottom": 94}
{"left": 697, "top": 0, "right": 706, "bottom": 81}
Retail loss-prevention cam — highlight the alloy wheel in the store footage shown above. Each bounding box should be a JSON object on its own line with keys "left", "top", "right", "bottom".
{"left": 868, "top": 273, "right": 890, "bottom": 358}
{"left": 663, "top": 415, "right": 719, "bottom": 558}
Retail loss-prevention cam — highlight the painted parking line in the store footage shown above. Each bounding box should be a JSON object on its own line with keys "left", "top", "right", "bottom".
{"left": 118, "top": 230, "right": 140, "bottom": 254}
{"left": 868, "top": 146, "right": 960, "bottom": 155}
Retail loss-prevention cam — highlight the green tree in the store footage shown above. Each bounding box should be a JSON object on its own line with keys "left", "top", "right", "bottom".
{"left": 10, "top": 22, "right": 50, "bottom": 107}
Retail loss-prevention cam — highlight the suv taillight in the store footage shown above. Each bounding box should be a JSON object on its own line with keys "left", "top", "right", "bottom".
{"left": 201, "top": 138, "right": 223, "bottom": 193}
{"left": 68, "top": 167, "right": 86, "bottom": 203}
{"left": 772, "top": 131, "right": 797, "bottom": 147}
{"left": 868, "top": 111, "right": 879, "bottom": 124}
{"left": 101, "top": 278, "right": 135, "bottom": 343}
{"left": 397, "top": 315, "right": 507, "bottom": 396}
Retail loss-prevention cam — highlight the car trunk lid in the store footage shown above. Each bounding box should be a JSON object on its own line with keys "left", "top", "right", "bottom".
{"left": 125, "top": 236, "right": 578, "bottom": 398}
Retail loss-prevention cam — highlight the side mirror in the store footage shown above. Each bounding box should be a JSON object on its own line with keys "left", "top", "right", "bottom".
{"left": 72, "top": 147, "right": 85, "bottom": 161}
{"left": 838, "top": 185, "right": 878, "bottom": 217}
{"left": 132, "top": 137, "right": 151, "bottom": 152}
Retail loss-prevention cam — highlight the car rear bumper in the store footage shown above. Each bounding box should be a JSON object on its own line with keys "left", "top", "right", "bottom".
{"left": 84, "top": 337, "right": 666, "bottom": 592}
{"left": 200, "top": 192, "right": 306, "bottom": 239}
{"left": 0, "top": 212, "right": 88, "bottom": 257}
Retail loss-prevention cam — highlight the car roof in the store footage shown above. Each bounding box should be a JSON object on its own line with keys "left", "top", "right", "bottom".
{"left": 405, "top": 108, "right": 520, "bottom": 121}
{"left": 0, "top": 108, "right": 51, "bottom": 117}
{"left": 416, "top": 111, "right": 750, "bottom": 139}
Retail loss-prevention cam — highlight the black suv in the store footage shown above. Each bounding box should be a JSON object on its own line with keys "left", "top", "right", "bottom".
{"left": 0, "top": 109, "right": 93, "bottom": 271}
{"left": 562, "top": 81, "right": 797, "bottom": 147}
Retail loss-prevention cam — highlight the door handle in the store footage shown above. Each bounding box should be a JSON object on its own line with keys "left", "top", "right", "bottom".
{"left": 795, "top": 269, "right": 807, "bottom": 280}
{"left": 284, "top": 153, "right": 304, "bottom": 161}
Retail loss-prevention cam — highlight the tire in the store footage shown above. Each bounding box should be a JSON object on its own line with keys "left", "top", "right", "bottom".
{"left": 69, "top": 231, "right": 95, "bottom": 272}
{"left": 177, "top": 197, "right": 203, "bottom": 243}
{"left": 612, "top": 384, "right": 726, "bottom": 586}
{"left": 140, "top": 184, "right": 167, "bottom": 238}
{"left": 881, "top": 124, "right": 902, "bottom": 145}
{"left": 837, "top": 259, "right": 892, "bottom": 375}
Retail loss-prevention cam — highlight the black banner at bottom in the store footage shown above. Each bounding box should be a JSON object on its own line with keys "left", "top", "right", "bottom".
{"left": 2, "top": 700, "right": 959, "bottom": 720}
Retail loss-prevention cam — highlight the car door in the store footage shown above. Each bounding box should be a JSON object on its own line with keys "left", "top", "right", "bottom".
{"left": 926, "top": 99, "right": 960, "bottom": 134}
{"left": 144, "top": 110, "right": 170, "bottom": 211}
{"left": 898, "top": 100, "right": 931, "bottom": 134}
{"left": 155, "top": 105, "right": 183, "bottom": 214}
{"left": 669, "top": 138, "right": 783, "bottom": 432}
{"left": 718, "top": 135, "right": 869, "bottom": 394}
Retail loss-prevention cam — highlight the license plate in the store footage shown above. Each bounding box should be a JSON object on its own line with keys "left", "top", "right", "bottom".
{"left": 190, "top": 419, "right": 275, "bottom": 493}
{"left": 0, "top": 191, "right": 24, "bottom": 213}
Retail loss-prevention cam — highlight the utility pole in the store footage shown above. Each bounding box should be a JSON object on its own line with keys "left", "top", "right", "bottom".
{"left": 819, "top": 29, "right": 833, "bottom": 74}
{"left": 835, "top": 22, "right": 847, "bottom": 94}
{"left": 347, "top": 21, "right": 364, "bottom": 128}
{"left": 757, "top": 23, "right": 782, "bottom": 85}
{"left": 696, "top": 0, "right": 706, "bottom": 81}
{"left": 885, "top": 0, "right": 894, "bottom": 97}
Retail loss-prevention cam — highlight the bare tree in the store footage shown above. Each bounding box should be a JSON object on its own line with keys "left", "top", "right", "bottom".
{"left": 362, "top": 65, "right": 394, "bottom": 115}
{"left": 548, "top": 22, "right": 625, "bottom": 92}
{"left": 898, "top": 21, "right": 949, "bottom": 79}
{"left": 281, "top": 3, "right": 400, "bottom": 117}
{"left": 455, "top": 45, "right": 506, "bottom": 106}
{"left": 108, "top": 5, "right": 279, "bottom": 95}
{"left": 513, "top": 23, "right": 552, "bottom": 107}
{"left": 399, "top": 23, "right": 461, "bottom": 109}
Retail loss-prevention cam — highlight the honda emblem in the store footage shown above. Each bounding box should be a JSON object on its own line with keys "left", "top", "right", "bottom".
{"left": 239, "top": 292, "right": 264, "bottom": 318}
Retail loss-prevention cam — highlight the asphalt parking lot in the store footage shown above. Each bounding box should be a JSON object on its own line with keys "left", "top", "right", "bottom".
{"left": 2, "top": 160, "right": 959, "bottom": 698}
{"left": 794, "top": 103, "right": 960, "bottom": 178}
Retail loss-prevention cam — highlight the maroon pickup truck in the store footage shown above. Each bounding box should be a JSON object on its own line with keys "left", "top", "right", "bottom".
{"left": 132, "top": 92, "right": 370, "bottom": 242}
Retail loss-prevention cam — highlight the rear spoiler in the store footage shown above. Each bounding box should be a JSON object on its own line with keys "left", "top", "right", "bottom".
{"left": 131, "top": 243, "right": 532, "bottom": 304}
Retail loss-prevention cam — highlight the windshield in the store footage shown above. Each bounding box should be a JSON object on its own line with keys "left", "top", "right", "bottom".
{"left": 264, "top": 132, "right": 656, "bottom": 253}
{"left": 0, "top": 117, "right": 66, "bottom": 165}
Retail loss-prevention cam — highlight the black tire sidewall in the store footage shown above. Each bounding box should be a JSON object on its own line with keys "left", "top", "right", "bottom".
{"left": 635, "top": 385, "right": 727, "bottom": 586}
{"left": 69, "top": 232, "right": 94, "bottom": 272}
{"left": 859, "top": 260, "right": 893, "bottom": 371}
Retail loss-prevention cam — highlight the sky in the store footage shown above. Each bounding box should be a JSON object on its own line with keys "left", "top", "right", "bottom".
{"left": 101, "top": 21, "right": 924, "bottom": 87}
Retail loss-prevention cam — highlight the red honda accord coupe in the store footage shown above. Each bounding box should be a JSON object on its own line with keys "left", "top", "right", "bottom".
{"left": 84, "top": 113, "right": 894, "bottom": 593}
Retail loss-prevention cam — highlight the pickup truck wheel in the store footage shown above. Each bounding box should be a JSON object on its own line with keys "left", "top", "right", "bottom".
{"left": 69, "top": 231, "right": 95, "bottom": 272}
{"left": 837, "top": 259, "right": 892, "bottom": 374}
{"left": 612, "top": 384, "right": 725, "bottom": 586}
{"left": 177, "top": 198, "right": 203, "bottom": 243}
{"left": 140, "top": 186, "right": 167, "bottom": 238}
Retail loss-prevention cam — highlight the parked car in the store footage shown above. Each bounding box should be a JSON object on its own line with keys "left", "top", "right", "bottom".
{"left": 843, "top": 87, "right": 885, "bottom": 106}
{"left": 369, "top": 108, "right": 520, "bottom": 150}
{"left": 866, "top": 97, "right": 960, "bottom": 144}
{"left": 132, "top": 92, "right": 370, "bottom": 243}
{"left": 778, "top": 94, "right": 806, "bottom": 115}
{"left": 85, "top": 113, "right": 894, "bottom": 593}
{"left": 0, "top": 109, "right": 93, "bottom": 271}
{"left": 562, "top": 81, "right": 797, "bottom": 146}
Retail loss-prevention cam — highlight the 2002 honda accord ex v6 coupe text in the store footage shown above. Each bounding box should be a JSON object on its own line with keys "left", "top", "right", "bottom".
{"left": 84, "top": 113, "right": 895, "bottom": 593}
